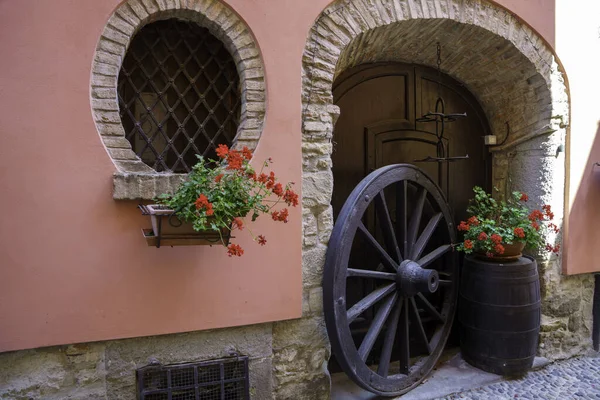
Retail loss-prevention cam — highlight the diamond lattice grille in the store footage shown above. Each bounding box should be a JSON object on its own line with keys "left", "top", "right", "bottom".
{"left": 118, "top": 19, "right": 241, "bottom": 173}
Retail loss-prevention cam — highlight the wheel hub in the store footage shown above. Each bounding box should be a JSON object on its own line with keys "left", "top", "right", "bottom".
{"left": 396, "top": 260, "right": 439, "bottom": 297}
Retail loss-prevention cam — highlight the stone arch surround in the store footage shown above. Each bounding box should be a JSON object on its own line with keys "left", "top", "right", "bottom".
{"left": 90, "top": 0, "right": 266, "bottom": 199}
{"left": 275, "top": 1, "right": 596, "bottom": 398}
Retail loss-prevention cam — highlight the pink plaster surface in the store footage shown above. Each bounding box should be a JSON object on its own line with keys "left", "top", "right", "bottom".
{"left": 0, "top": 0, "right": 556, "bottom": 351}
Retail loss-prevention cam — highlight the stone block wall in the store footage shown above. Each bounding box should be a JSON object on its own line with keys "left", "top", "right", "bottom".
{"left": 0, "top": 324, "right": 274, "bottom": 400}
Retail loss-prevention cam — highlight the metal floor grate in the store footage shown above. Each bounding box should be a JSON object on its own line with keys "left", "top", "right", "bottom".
{"left": 137, "top": 357, "right": 249, "bottom": 400}
{"left": 118, "top": 18, "right": 241, "bottom": 173}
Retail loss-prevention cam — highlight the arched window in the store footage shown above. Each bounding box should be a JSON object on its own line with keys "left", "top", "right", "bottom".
{"left": 118, "top": 19, "right": 240, "bottom": 173}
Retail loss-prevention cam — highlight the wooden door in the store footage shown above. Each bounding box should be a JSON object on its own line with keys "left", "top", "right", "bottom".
{"left": 332, "top": 63, "right": 491, "bottom": 223}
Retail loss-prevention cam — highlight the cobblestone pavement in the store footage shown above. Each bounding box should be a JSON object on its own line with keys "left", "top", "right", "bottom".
{"left": 437, "top": 355, "right": 600, "bottom": 400}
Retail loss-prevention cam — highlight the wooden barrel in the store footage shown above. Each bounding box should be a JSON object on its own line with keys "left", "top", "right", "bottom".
{"left": 459, "top": 255, "right": 541, "bottom": 376}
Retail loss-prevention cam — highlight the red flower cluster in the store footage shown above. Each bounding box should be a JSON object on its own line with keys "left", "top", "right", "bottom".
{"left": 216, "top": 144, "right": 254, "bottom": 171}
{"left": 216, "top": 144, "right": 229, "bottom": 158}
{"left": 266, "top": 172, "right": 276, "bottom": 189}
{"left": 272, "top": 183, "right": 284, "bottom": 197}
{"left": 545, "top": 243, "right": 560, "bottom": 254}
{"left": 528, "top": 209, "right": 544, "bottom": 221}
{"left": 464, "top": 239, "right": 474, "bottom": 250}
{"left": 242, "top": 147, "right": 253, "bottom": 161}
{"left": 195, "top": 194, "right": 214, "bottom": 216}
{"left": 478, "top": 232, "right": 488, "bottom": 241}
{"left": 542, "top": 205, "right": 554, "bottom": 220}
{"left": 232, "top": 217, "right": 244, "bottom": 230}
{"left": 257, "top": 235, "right": 267, "bottom": 246}
{"left": 491, "top": 234, "right": 502, "bottom": 244}
{"left": 272, "top": 208, "right": 289, "bottom": 223}
{"left": 520, "top": 193, "right": 528, "bottom": 202}
{"left": 215, "top": 173, "right": 224, "bottom": 183}
{"left": 494, "top": 244, "right": 505, "bottom": 254}
{"left": 513, "top": 227, "right": 525, "bottom": 239}
{"left": 226, "top": 150, "right": 244, "bottom": 170}
{"left": 284, "top": 189, "right": 299, "bottom": 207}
{"left": 468, "top": 216, "right": 479, "bottom": 226}
{"left": 458, "top": 221, "right": 470, "bottom": 231}
{"left": 548, "top": 223, "right": 560, "bottom": 234}
{"left": 227, "top": 244, "right": 244, "bottom": 257}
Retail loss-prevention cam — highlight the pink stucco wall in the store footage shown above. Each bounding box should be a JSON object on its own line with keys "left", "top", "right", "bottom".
{"left": 0, "top": 0, "right": 557, "bottom": 352}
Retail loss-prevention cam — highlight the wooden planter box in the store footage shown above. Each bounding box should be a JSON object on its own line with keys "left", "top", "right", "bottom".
{"left": 140, "top": 204, "right": 230, "bottom": 248}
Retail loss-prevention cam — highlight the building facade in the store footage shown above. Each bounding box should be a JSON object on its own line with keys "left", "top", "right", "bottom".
{"left": 0, "top": 0, "right": 599, "bottom": 398}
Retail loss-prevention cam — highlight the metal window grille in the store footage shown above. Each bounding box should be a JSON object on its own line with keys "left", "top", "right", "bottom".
{"left": 137, "top": 357, "right": 249, "bottom": 400}
{"left": 118, "top": 19, "right": 241, "bottom": 173}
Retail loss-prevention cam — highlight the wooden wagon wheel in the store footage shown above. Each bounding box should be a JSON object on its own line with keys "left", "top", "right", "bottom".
{"left": 323, "top": 164, "right": 458, "bottom": 397}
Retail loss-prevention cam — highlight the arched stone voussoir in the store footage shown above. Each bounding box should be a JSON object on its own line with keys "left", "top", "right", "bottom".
{"left": 91, "top": 0, "right": 266, "bottom": 199}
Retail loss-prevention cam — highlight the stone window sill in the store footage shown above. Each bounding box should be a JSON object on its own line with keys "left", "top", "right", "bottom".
{"left": 113, "top": 172, "right": 188, "bottom": 200}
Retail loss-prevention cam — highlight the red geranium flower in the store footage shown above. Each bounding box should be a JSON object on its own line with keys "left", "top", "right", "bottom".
{"left": 491, "top": 234, "right": 502, "bottom": 244}
{"left": 468, "top": 216, "right": 479, "bottom": 226}
{"left": 227, "top": 244, "right": 244, "bottom": 257}
{"left": 257, "top": 235, "right": 267, "bottom": 246}
{"left": 520, "top": 193, "right": 528, "bottom": 202}
{"left": 215, "top": 174, "right": 224, "bottom": 183}
{"left": 478, "top": 232, "right": 488, "bottom": 241}
{"left": 542, "top": 205, "right": 554, "bottom": 220}
{"left": 284, "top": 189, "right": 299, "bottom": 207}
{"left": 242, "top": 146, "right": 253, "bottom": 161}
{"left": 458, "top": 221, "right": 470, "bottom": 231}
{"left": 494, "top": 244, "right": 505, "bottom": 254}
{"left": 528, "top": 209, "right": 544, "bottom": 221}
{"left": 266, "top": 171, "right": 276, "bottom": 189}
{"left": 226, "top": 150, "right": 244, "bottom": 170}
{"left": 513, "top": 227, "right": 525, "bottom": 239}
{"left": 271, "top": 208, "right": 289, "bottom": 223}
{"left": 195, "top": 194, "right": 210, "bottom": 210}
{"left": 257, "top": 173, "right": 268, "bottom": 183}
{"left": 464, "top": 239, "right": 473, "bottom": 250}
{"left": 232, "top": 217, "right": 244, "bottom": 230}
{"left": 272, "top": 183, "right": 284, "bottom": 197}
{"left": 531, "top": 221, "right": 540, "bottom": 231}
{"left": 216, "top": 144, "right": 229, "bottom": 158}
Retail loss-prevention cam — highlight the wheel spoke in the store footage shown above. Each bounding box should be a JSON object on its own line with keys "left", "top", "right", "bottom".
{"left": 410, "top": 297, "right": 432, "bottom": 354}
{"left": 347, "top": 283, "right": 396, "bottom": 324}
{"left": 357, "top": 222, "right": 398, "bottom": 272}
{"left": 407, "top": 187, "right": 427, "bottom": 257}
{"left": 358, "top": 293, "right": 398, "bottom": 361}
{"left": 399, "top": 298, "right": 410, "bottom": 374}
{"left": 375, "top": 191, "right": 403, "bottom": 263}
{"left": 347, "top": 269, "right": 396, "bottom": 280}
{"left": 439, "top": 279, "right": 452, "bottom": 286}
{"left": 396, "top": 181, "right": 408, "bottom": 257}
{"left": 417, "top": 244, "right": 451, "bottom": 268}
{"left": 377, "top": 297, "right": 403, "bottom": 377}
{"left": 411, "top": 212, "right": 442, "bottom": 260}
{"left": 416, "top": 293, "right": 445, "bottom": 323}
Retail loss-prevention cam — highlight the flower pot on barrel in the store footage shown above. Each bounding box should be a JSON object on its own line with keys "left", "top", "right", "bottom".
{"left": 139, "top": 144, "right": 299, "bottom": 255}
{"left": 456, "top": 187, "right": 560, "bottom": 376}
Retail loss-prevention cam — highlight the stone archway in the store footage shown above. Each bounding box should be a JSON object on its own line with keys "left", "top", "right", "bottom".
{"left": 272, "top": 0, "right": 592, "bottom": 398}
